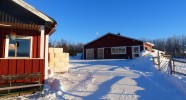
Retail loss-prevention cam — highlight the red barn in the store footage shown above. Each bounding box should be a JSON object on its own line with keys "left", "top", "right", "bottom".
{"left": 84, "top": 33, "right": 154, "bottom": 59}
{"left": 0, "top": 0, "right": 56, "bottom": 83}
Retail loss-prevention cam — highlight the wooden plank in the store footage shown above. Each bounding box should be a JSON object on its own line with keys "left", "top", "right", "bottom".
{"left": 1, "top": 73, "right": 40, "bottom": 81}
{"left": 8, "top": 59, "right": 17, "bottom": 75}
{"left": 0, "top": 59, "right": 8, "bottom": 75}
{"left": 17, "top": 60, "right": 24, "bottom": 71}
{"left": 37, "top": 35, "right": 41, "bottom": 58}
{"left": 32, "top": 59, "right": 40, "bottom": 73}
{"left": 171, "top": 58, "right": 186, "bottom": 63}
{"left": 25, "top": 60, "right": 33, "bottom": 73}
{"left": 39, "top": 59, "right": 44, "bottom": 84}
{"left": 32, "top": 59, "right": 40, "bottom": 81}
{"left": 8, "top": 59, "right": 17, "bottom": 83}
{"left": 0, "top": 59, "right": 8, "bottom": 84}
{"left": 32, "top": 36, "right": 37, "bottom": 58}
{"left": 169, "top": 60, "right": 173, "bottom": 74}
{"left": 25, "top": 59, "right": 33, "bottom": 82}
{"left": 0, "top": 84, "right": 42, "bottom": 91}
{"left": 173, "top": 61, "right": 176, "bottom": 74}
{"left": 16, "top": 60, "right": 25, "bottom": 80}
{"left": 0, "top": 34, "right": 5, "bottom": 58}
{"left": 174, "top": 71, "right": 186, "bottom": 76}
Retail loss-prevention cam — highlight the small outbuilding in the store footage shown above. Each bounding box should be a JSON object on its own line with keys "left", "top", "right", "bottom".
{"left": 84, "top": 33, "right": 154, "bottom": 59}
{"left": 0, "top": 0, "right": 57, "bottom": 83}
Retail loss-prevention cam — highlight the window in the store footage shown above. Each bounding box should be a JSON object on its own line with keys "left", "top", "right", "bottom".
{"left": 111, "top": 47, "right": 126, "bottom": 54}
{"left": 6, "top": 35, "right": 32, "bottom": 58}
{"left": 133, "top": 46, "right": 140, "bottom": 54}
{"left": 132, "top": 46, "right": 140, "bottom": 58}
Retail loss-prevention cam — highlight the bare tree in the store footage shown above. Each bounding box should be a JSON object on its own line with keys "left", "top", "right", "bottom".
{"left": 153, "top": 35, "right": 186, "bottom": 58}
{"left": 49, "top": 38, "right": 84, "bottom": 56}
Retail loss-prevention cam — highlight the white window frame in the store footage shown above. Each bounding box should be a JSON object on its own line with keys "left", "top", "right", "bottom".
{"left": 111, "top": 46, "right": 126, "bottom": 54}
{"left": 132, "top": 46, "right": 140, "bottom": 58}
{"left": 5, "top": 35, "right": 33, "bottom": 58}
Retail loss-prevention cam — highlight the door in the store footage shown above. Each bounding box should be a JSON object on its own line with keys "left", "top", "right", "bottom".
{"left": 97, "top": 48, "right": 104, "bottom": 59}
{"left": 132, "top": 46, "right": 140, "bottom": 58}
{"left": 86, "top": 49, "right": 94, "bottom": 59}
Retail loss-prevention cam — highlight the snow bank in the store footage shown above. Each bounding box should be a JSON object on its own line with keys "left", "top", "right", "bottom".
{"left": 70, "top": 53, "right": 83, "bottom": 60}
{"left": 7, "top": 53, "right": 186, "bottom": 100}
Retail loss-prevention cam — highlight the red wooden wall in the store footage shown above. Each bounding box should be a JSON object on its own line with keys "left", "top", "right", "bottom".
{"left": 0, "top": 59, "right": 44, "bottom": 83}
{"left": 0, "top": 29, "right": 41, "bottom": 58}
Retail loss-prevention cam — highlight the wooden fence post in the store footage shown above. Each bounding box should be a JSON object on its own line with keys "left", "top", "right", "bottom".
{"left": 169, "top": 59, "right": 172, "bottom": 74}
{"left": 158, "top": 50, "right": 160, "bottom": 70}
{"left": 173, "top": 61, "right": 175, "bottom": 74}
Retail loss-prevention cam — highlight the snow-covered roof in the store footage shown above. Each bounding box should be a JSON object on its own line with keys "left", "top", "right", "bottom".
{"left": 145, "top": 42, "right": 155, "bottom": 46}
{"left": 12, "top": 0, "right": 56, "bottom": 24}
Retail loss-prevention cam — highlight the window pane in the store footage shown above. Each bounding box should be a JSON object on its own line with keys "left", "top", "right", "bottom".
{"left": 133, "top": 47, "right": 139, "bottom": 53}
{"left": 121, "top": 48, "right": 125, "bottom": 53}
{"left": 17, "top": 39, "right": 30, "bottom": 57}
{"left": 8, "top": 39, "right": 16, "bottom": 57}
{"left": 112, "top": 48, "right": 116, "bottom": 54}
{"left": 119, "top": 48, "right": 121, "bottom": 53}
{"left": 112, "top": 47, "right": 126, "bottom": 54}
{"left": 8, "top": 38, "right": 30, "bottom": 57}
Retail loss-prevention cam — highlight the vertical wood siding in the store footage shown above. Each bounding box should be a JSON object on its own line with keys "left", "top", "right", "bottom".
{"left": 0, "top": 29, "right": 41, "bottom": 58}
{"left": 0, "top": 59, "right": 44, "bottom": 83}
{"left": 0, "top": 30, "right": 6, "bottom": 58}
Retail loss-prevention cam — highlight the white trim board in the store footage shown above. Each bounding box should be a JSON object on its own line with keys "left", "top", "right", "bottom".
{"left": 40, "top": 26, "right": 45, "bottom": 58}
{"left": 44, "top": 35, "right": 49, "bottom": 79}
{"left": 5, "top": 35, "right": 9, "bottom": 58}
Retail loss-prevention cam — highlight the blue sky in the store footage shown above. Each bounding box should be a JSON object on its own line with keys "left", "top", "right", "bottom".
{"left": 25, "top": 0, "right": 186, "bottom": 43}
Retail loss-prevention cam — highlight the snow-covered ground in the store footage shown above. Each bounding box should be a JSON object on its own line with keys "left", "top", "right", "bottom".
{"left": 11, "top": 55, "right": 186, "bottom": 100}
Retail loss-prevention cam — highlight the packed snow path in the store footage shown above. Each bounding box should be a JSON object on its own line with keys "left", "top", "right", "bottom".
{"left": 10, "top": 56, "right": 186, "bottom": 100}
{"left": 60, "top": 57, "right": 186, "bottom": 100}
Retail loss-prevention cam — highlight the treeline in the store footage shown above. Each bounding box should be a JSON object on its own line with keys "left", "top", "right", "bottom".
{"left": 151, "top": 35, "right": 186, "bottom": 58}
{"left": 49, "top": 39, "right": 84, "bottom": 56}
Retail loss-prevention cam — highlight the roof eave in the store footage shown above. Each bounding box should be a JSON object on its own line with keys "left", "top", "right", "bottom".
{"left": 12, "top": 0, "right": 56, "bottom": 25}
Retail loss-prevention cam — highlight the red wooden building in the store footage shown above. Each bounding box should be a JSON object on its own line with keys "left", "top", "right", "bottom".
{"left": 84, "top": 33, "right": 154, "bottom": 59}
{"left": 0, "top": 0, "right": 57, "bottom": 83}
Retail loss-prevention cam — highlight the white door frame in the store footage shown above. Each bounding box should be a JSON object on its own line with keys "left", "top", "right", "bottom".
{"left": 132, "top": 46, "right": 140, "bottom": 58}
{"left": 97, "top": 48, "right": 104, "bottom": 59}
